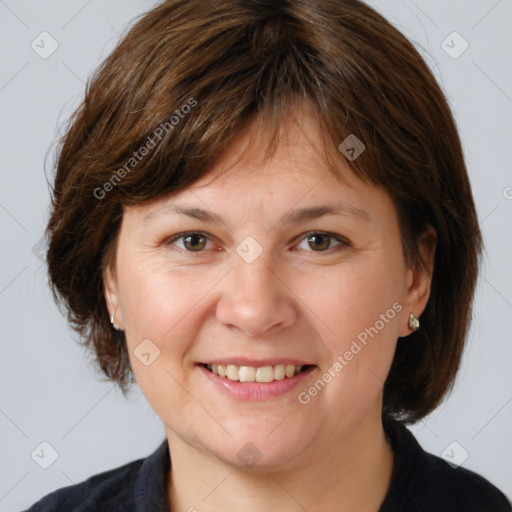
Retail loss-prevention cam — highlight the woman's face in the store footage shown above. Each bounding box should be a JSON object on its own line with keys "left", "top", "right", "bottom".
{"left": 105, "top": 110, "right": 432, "bottom": 471}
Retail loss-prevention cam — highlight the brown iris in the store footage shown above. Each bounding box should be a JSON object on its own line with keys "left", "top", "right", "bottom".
{"left": 183, "top": 234, "right": 207, "bottom": 251}
{"left": 307, "top": 234, "right": 331, "bottom": 251}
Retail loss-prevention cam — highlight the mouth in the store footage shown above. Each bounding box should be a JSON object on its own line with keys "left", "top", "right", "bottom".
{"left": 200, "top": 362, "right": 315, "bottom": 383}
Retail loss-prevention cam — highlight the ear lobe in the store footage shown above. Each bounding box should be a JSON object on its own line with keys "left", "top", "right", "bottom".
{"left": 401, "top": 226, "right": 437, "bottom": 336}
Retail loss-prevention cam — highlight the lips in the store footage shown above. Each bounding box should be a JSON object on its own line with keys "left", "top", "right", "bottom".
{"left": 198, "top": 362, "right": 317, "bottom": 400}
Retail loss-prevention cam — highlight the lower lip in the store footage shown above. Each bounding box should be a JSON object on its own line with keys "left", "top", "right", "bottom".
{"left": 197, "top": 364, "right": 316, "bottom": 400}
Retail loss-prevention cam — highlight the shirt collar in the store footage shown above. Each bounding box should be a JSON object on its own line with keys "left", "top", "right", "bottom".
{"left": 131, "top": 418, "right": 415, "bottom": 512}
{"left": 134, "top": 439, "right": 171, "bottom": 512}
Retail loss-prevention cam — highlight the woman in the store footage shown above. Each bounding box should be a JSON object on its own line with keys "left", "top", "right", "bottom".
{"left": 24, "top": 0, "right": 511, "bottom": 510}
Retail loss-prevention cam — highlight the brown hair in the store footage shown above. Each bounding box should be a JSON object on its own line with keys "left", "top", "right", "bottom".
{"left": 45, "top": 0, "right": 482, "bottom": 423}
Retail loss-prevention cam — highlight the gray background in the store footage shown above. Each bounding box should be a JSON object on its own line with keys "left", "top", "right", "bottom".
{"left": 1, "top": 0, "right": 511, "bottom": 509}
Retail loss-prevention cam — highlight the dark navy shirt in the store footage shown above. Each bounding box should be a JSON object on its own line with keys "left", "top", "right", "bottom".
{"left": 23, "top": 419, "right": 511, "bottom": 511}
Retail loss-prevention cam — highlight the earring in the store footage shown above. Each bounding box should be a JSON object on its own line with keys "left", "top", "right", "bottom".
{"left": 110, "top": 308, "right": 123, "bottom": 332}
{"left": 408, "top": 313, "right": 420, "bottom": 332}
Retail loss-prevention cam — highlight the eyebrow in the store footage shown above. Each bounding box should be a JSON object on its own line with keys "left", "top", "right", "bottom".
{"left": 141, "top": 202, "right": 371, "bottom": 226}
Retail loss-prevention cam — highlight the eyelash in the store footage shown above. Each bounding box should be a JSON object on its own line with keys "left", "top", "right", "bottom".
{"left": 165, "top": 230, "right": 352, "bottom": 255}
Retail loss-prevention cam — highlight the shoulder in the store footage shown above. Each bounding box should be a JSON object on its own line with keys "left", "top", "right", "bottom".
{"left": 381, "top": 418, "right": 512, "bottom": 512}
{"left": 22, "top": 441, "right": 169, "bottom": 512}
{"left": 418, "top": 449, "right": 512, "bottom": 510}
{"left": 22, "top": 459, "right": 142, "bottom": 512}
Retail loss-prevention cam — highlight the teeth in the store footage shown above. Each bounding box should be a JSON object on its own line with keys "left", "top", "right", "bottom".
{"left": 256, "top": 366, "right": 274, "bottom": 383}
{"left": 274, "top": 364, "right": 285, "bottom": 380}
{"left": 285, "top": 364, "right": 295, "bottom": 377}
{"left": 226, "top": 364, "right": 239, "bottom": 381}
{"left": 239, "top": 366, "right": 256, "bottom": 382}
{"left": 205, "top": 363, "right": 306, "bottom": 382}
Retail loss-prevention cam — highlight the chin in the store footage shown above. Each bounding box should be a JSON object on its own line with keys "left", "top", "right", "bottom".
{"left": 201, "top": 426, "right": 309, "bottom": 472}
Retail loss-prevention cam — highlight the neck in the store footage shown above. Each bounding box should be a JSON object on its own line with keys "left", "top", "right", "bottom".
{"left": 166, "top": 409, "right": 394, "bottom": 512}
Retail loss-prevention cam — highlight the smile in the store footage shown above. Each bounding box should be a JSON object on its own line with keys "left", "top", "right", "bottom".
{"left": 202, "top": 363, "right": 313, "bottom": 383}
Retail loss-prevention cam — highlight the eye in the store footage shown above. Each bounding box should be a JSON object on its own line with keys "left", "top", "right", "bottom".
{"left": 295, "top": 232, "right": 351, "bottom": 252}
{"left": 166, "top": 231, "right": 213, "bottom": 252}
{"left": 165, "top": 230, "right": 351, "bottom": 254}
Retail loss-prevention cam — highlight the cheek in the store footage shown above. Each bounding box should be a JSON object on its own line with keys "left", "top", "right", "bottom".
{"left": 117, "top": 261, "right": 212, "bottom": 421}
{"left": 304, "top": 256, "right": 403, "bottom": 341}
{"left": 119, "top": 255, "right": 191, "bottom": 334}
{"left": 297, "top": 251, "right": 404, "bottom": 397}
{"left": 118, "top": 257, "right": 229, "bottom": 366}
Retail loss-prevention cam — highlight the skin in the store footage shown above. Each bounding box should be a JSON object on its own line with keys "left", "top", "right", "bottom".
{"left": 104, "top": 106, "right": 436, "bottom": 512}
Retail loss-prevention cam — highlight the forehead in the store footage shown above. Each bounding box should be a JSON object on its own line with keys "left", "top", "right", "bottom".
{"left": 162, "top": 108, "right": 363, "bottom": 207}
{"left": 125, "top": 107, "right": 394, "bottom": 226}
{"left": 196, "top": 106, "right": 348, "bottom": 186}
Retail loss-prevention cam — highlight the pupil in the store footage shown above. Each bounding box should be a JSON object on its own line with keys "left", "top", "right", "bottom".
{"left": 185, "top": 234, "right": 205, "bottom": 251}
{"left": 309, "top": 234, "right": 330, "bottom": 251}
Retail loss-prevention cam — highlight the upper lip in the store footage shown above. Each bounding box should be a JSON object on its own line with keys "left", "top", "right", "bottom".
{"left": 199, "top": 358, "right": 315, "bottom": 367}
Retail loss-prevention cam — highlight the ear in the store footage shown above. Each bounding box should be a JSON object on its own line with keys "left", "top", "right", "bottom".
{"left": 399, "top": 226, "right": 437, "bottom": 337}
{"left": 103, "top": 262, "right": 123, "bottom": 328}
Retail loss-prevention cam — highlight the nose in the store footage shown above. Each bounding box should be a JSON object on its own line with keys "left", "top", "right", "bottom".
{"left": 215, "top": 253, "right": 297, "bottom": 338}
